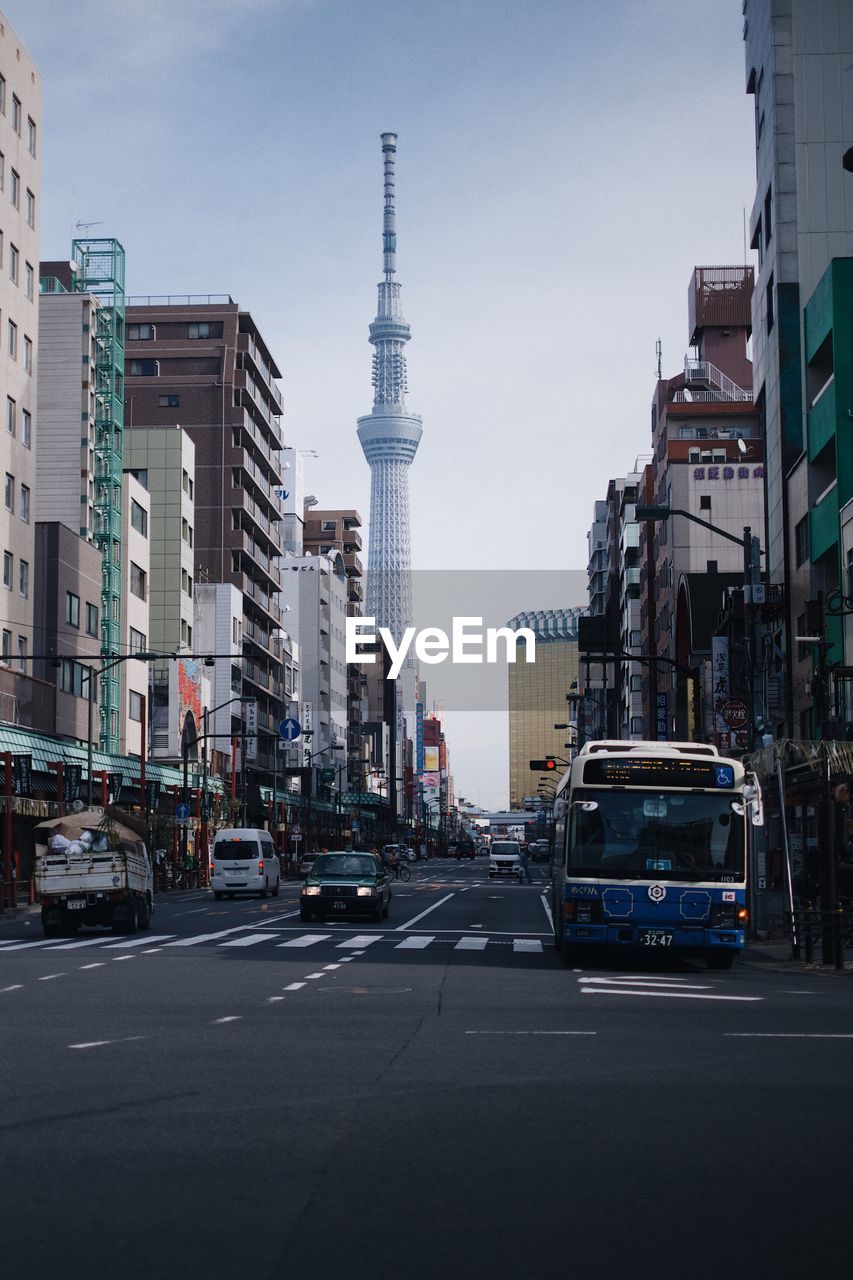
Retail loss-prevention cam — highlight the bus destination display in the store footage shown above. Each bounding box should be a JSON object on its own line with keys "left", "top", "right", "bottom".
{"left": 583, "top": 757, "right": 736, "bottom": 789}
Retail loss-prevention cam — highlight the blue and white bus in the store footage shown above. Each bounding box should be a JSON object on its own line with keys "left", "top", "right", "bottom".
{"left": 550, "top": 740, "right": 763, "bottom": 969}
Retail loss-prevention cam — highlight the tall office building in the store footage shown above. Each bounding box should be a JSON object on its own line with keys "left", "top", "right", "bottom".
{"left": 0, "top": 16, "right": 41, "bottom": 724}
{"left": 123, "top": 297, "right": 287, "bottom": 782}
{"left": 743, "top": 0, "right": 853, "bottom": 735}
{"left": 507, "top": 609, "right": 582, "bottom": 810}
{"left": 357, "top": 133, "right": 422, "bottom": 660}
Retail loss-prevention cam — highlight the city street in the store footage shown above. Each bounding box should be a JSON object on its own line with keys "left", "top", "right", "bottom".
{"left": 2, "top": 856, "right": 852, "bottom": 1280}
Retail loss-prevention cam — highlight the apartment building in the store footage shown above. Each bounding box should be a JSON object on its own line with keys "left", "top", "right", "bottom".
{"left": 0, "top": 14, "right": 40, "bottom": 723}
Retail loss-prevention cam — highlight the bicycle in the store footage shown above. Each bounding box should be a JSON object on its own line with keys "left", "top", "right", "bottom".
{"left": 389, "top": 862, "right": 411, "bottom": 882}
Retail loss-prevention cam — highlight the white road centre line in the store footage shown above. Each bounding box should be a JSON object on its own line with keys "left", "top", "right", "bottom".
{"left": 455, "top": 937, "right": 489, "bottom": 951}
{"left": 102, "top": 935, "right": 177, "bottom": 949}
{"left": 724, "top": 1032, "right": 853, "bottom": 1039}
{"left": 580, "top": 987, "right": 762, "bottom": 1002}
{"left": 112, "top": 955, "right": 135, "bottom": 961}
{"left": 465, "top": 1030, "right": 596, "bottom": 1036}
{"left": 38, "top": 973, "right": 66, "bottom": 981}
{"left": 395, "top": 893, "right": 456, "bottom": 931}
{"left": 213, "top": 1016, "right": 241, "bottom": 1024}
{"left": 581, "top": 977, "right": 713, "bottom": 989}
{"left": 513, "top": 940, "right": 543, "bottom": 953}
{"left": 218, "top": 933, "right": 274, "bottom": 948}
{"left": 79, "top": 963, "right": 105, "bottom": 970}
{"left": 69, "top": 1035, "right": 145, "bottom": 1050}
{"left": 323, "top": 963, "right": 341, "bottom": 970}
{"left": 284, "top": 982, "right": 306, "bottom": 991}
{"left": 304, "top": 972, "right": 326, "bottom": 979}
{"left": 337, "top": 935, "right": 384, "bottom": 949}
{"left": 267, "top": 996, "right": 286, "bottom": 1002}
{"left": 395, "top": 936, "right": 434, "bottom": 950}
{"left": 338, "top": 957, "right": 355, "bottom": 962}
{"left": 278, "top": 934, "right": 332, "bottom": 948}
{"left": 1, "top": 984, "right": 23, "bottom": 992}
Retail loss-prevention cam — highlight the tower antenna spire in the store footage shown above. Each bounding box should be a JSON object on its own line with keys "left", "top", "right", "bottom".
{"left": 381, "top": 131, "right": 398, "bottom": 281}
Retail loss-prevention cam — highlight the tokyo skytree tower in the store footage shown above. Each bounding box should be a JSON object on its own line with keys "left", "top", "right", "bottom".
{"left": 357, "top": 132, "right": 422, "bottom": 642}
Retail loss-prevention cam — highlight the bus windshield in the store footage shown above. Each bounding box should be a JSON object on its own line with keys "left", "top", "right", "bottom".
{"left": 567, "top": 789, "right": 745, "bottom": 881}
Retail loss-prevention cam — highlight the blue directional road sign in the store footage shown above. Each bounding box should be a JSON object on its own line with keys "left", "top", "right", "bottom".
{"left": 279, "top": 717, "right": 302, "bottom": 741}
{"left": 175, "top": 802, "right": 190, "bottom": 822}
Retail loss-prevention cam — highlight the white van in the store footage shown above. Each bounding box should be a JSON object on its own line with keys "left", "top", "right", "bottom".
{"left": 489, "top": 839, "right": 524, "bottom": 881}
{"left": 211, "top": 828, "right": 281, "bottom": 900}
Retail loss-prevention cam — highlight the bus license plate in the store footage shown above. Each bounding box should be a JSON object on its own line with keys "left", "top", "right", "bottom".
{"left": 638, "top": 929, "right": 673, "bottom": 947}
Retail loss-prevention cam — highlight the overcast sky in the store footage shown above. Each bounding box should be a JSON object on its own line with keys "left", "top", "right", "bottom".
{"left": 7, "top": 0, "right": 757, "bottom": 808}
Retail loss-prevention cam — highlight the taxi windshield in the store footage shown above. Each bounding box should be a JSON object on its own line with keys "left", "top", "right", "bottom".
{"left": 312, "top": 854, "right": 377, "bottom": 877}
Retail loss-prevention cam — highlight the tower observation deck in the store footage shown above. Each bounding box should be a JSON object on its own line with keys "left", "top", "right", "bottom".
{"left": 357, "top": 132, "right": 422, "bottom": 641}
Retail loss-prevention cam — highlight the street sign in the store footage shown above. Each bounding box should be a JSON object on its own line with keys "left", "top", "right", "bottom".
{"left": 719, "top": 698, "right": 748, "bottom": 730}
{"left": 279, "top": 717, "right": 301, "bottom": 741}
{"left": 321, "top": 767, "right": 336, "bottom": 783}
{"left": 352, "top": 819, "right": 361, "bottom": 831}
{"left": 175, "top": 802, "right": 190, "bottom": 822}
{"left": 291, "top": 824, "right": 301, "bottom": 836}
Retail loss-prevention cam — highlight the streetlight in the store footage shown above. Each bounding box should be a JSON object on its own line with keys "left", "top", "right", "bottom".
{"left": 635, "top": 504, "right": 762, "bottom": 750}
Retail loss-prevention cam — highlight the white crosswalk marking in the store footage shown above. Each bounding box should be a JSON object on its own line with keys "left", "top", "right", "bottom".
{"left": 278, "top": 934, "right": 332, "bottom": 948}
{"left": 513, "top": 939, "right": 543, "bottom": 953}
{"left": 102, "top": 936, "right": 176, "bottom": 949}
{"left": 49, "top": 938, "right": 116, "bottom": 950}
{"left": 164, "top": 928, "right": 249, "bottom": 947}
{"left": 218, "top": 933, "right": 276, "bottom": 948}
{"left": 337, "top": 934, "right": 384, "bottom": 948}
{"left": 0, "top": 939, "right": 66, "bottom": 951}
{"left": 395, "top": 936, "right": 434, "bottom": 950}
{"left": 455, "top": 937, "right": 489, "bottom": 951}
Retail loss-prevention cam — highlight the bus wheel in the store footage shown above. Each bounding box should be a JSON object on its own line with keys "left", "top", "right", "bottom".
{"left": 707, "top": 951, "right": 735, "bottom": 971}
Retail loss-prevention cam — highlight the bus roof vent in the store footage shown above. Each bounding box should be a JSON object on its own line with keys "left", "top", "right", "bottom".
{"left": 579, "top": 739, "right": 719, "bottom": 758}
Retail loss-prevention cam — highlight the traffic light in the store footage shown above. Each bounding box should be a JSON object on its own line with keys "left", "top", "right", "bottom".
{"left": 529, "top": 758, "right": 558, "bottom": 771}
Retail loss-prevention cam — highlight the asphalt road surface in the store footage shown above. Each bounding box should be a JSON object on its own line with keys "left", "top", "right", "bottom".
{"left": 2, "top": 856, "right": 851, "bottom": 1280}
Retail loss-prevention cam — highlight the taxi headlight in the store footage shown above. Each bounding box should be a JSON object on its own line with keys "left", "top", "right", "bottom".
{"left": 357, "top": 886, "right": 377, "bottom": 897}
{"left": 302, "top": 885, "right": 321, "bottom": 896}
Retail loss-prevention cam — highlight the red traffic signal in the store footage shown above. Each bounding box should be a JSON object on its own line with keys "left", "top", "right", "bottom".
{"left": 529, "top": 758, "right": 558, "bottom": 771}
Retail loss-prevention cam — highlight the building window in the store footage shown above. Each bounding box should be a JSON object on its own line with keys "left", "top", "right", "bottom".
{"left": 129, "top": 468, "right": 147, "bottom": 487}
{"left": 60, "top": 660, "right": 88, "bottom": 698}
{"left": 0, "top": 152, "right": 3, "bottom": 192}
{"left": 5, "top": 397, "right": 13, "bottom": 436}
{"left": 129, "top": 627, "right": 146, "bottom": 654}
{"left": 21, "top": 409, "right": 30, "bottom": 448}
{"left": 3, "top": 551, "right": 11, "bottom": 589}
{"left": 129, "top": 358, "right": 159, "bottom": 376}
{"left": 181, "top": 518, "right": 193, "bottom": 547}
{"left": 187, "top": 322, "right": 211, "bottom": 339}
{"left": 181, "top": 568, "right": 193, "bottom": 597}
{"left": 10, "top": 168, "right": 19, "bottom": 208}
{"left": 130, "top": 562, "right": 147, "bottom": 601}
{"left": 17, "top": 635, "right": 26, "bottom": 671}
{"left": 0, "top": 75, "right": 5, "bottom": 115}
{"left": 1, "top": 630, "right": 10, "bottom": 664}
{"left": 66, "top": 591, "right": 80, "bottom": 627}
{"left": 158, "top": 394, "right": 179, "bottom": 407}
{"left": 180, "top": 619, "right": 193, "bottom": 646}
{"left": 129, "top": 691, "right": 143, "bottom": 722}
{"left": 766, "top": 273, "right": 775, "bottom": 334}
{"left": 700, "top": 495, "right": 711, "bottom": 510}
{"left": 182, "top": 469, "right": 193, "bottom": 498}
{"left": 130, "top": 498, "right": 148, "bottom": 537}
{"left": 27, "top": 116, "right": 36, "bottom": 157}
{"left": 86, "top": 603, "right": 99, "bottom": 637}
{"left": 795, "top": 516, "right": 809, "bottom": 568}
{"left": 127, "top": 323, "right": 155, "bottom": 340}
{"left": 9, "top": 243, "right": 18, "bottom": 284}
{"left": 764, "top": 184, "right": 772, "bottom": 245}
{"left": 322, "top": 521, "right": 337, "bottom": 532}
{"left": 18, "top": 559, "right": 28, "bottom": 597}
{"left": 23, "top": 335, "right": 32, "bottom": 373}
{"left": 4, "top": 473, "right": 13, "bottom": 512}
{"left": 11, "top": 94, "right": 21, "bottom": 135}
{"left": 25, "top": 189, "right": 34, "bottom": 228}
{"left": 20, "top": 484, "right": 29, "bottom": 523}
{"left": 707, "top": 560, "right": 718, "bottom": 574}
{"left": 24, "top": 261, "right": 33, "bottom": 300}
{"left": 8, "top": 320, "right": 17, "bottom": 359}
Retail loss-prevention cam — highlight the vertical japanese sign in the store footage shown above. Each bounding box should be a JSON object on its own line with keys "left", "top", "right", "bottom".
{"left": 244, "top": 698, "right": 258, "bottom": 763}
{"left": 301, "top": 701, "right": 313, "bottom": 766}
{"left": 711, "top": 636, "right": 731, "bottom": 753}
{"left": 656, "top": 693, "right": 668, "bottom": 742}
